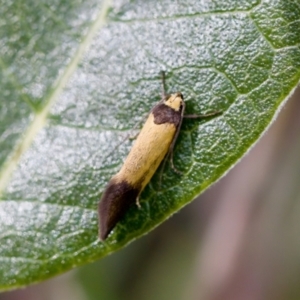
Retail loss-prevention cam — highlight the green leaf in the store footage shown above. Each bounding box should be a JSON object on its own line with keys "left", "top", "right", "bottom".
{"left": 0, "top": 0, "right": 300, "bottom": 290}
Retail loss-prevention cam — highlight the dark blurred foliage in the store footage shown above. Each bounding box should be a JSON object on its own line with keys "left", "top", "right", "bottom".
{"left": 1, "top": 87, "right": 300, "bottom": 300}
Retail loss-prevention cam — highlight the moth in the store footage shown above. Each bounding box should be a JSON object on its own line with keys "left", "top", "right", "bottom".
{"left": 98, "top": 72, "right": 220, "bottom": 240}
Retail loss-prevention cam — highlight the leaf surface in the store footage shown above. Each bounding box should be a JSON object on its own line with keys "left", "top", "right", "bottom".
{"left": 0, "top": 0, "right": 300, "bottom": 290}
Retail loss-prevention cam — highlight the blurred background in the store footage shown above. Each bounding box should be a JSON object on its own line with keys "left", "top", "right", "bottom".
{"left": 1, "top": 87, "right": 300, "bottom": 300}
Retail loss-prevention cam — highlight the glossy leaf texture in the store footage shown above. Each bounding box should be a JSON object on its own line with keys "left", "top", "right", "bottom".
{"left": 0, "top": 0, "right": 300, "bottom": 290}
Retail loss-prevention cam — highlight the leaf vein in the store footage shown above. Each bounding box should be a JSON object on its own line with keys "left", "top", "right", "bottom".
{"left": 0, "top": 0, "right": 112, "bottom": 199}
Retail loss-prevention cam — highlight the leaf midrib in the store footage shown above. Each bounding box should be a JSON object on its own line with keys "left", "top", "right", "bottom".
{"left": 0, "top": 0, "right": 112, "bottom": 198}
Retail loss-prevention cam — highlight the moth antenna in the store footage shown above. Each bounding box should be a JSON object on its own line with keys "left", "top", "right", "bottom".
{"left": 161, "top": 71, "right": 167, "bottom": 98}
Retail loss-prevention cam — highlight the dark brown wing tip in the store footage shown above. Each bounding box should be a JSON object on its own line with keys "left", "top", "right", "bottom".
{"left": 98, "top": 179, "right": 140, "bottom": 241}
{"left": 98, "top": 196, "right": 114, "bottom": 241}
{"left": 99, "top": 224, "right": 110, "bottom": 241}
{"left": 98, "top": 207, "right": 110, "bottom": 240}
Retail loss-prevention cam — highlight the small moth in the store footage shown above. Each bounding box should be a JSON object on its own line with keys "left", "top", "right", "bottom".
{"left": 98, "top": 72, "right": 220, "bottom": 240}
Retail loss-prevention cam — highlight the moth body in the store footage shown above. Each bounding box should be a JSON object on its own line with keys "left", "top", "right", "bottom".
{"left": 99, "top": 93, "right": 184, "bottom": 240}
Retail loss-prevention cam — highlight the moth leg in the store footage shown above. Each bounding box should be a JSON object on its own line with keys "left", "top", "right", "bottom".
{"left": 128, "top": 130, "right": 140, "bottom": 141}
{"left": 158, "top": 142, "right": 182, "bottom": 183}
{"left": 170, "top": 150, "right": 183, "bottom": 175}
{"left": 184, "top": 110, "right": 222, "bottom": 119}
{"left": 158, "top": 133, "right": 183, "bottom": 183}
{"left": 158, "top": 151, "right": 171, "bottom": 190}
{"left": 165, "top": 100, "right": 186, "bottom": 175}
{"left": 136, "top": 195, "right": 141, "bottom": 209}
